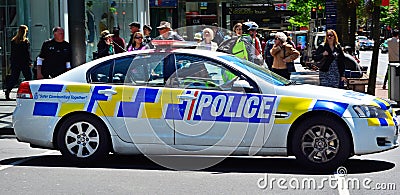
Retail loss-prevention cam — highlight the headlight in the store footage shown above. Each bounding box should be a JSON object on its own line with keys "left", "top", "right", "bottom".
{"left": 353, "top": 105, "right": 388, "bottom": 118}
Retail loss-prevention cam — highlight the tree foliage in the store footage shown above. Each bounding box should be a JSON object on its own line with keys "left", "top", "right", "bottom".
{"left": 288, "top": 0, "right": 399, "bottom": 30}
{"left": 379, "top": 0, "right": 399, "bottom": 28}
{"left": 287, "top": 0, "right": 326, "bottom": 28}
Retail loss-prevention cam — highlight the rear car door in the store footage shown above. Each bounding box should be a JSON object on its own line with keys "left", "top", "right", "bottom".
{"left": 89, "top": 53, "right": 176, "bottom": 145}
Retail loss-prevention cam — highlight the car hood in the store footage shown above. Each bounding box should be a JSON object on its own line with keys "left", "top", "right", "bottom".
{"left": 274, "top": 84, "right": 386, "bottom": 107}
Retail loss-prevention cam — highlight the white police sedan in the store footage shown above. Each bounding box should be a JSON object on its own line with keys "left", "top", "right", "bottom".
{"left": 13, "top": 48, "right": 399, "bottom": 170}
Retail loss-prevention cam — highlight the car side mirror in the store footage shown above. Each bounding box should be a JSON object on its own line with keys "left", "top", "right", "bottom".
{"left": 233, "top": 80, "right": 253, "bottom": 89}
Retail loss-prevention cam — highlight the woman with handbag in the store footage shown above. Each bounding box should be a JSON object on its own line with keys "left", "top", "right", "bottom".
{"left": 5, "top": 25, "right": 32, "bottom": 100}
{"left": 270, "top": 32, "right": 299, "bottom": 79}
{"left": 313, "top": 29, "right": 346, "bottom": 88}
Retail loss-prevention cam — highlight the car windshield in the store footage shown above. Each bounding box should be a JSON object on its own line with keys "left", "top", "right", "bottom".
{"left": 218, "top": 55, "right": 290, "bottom": 86}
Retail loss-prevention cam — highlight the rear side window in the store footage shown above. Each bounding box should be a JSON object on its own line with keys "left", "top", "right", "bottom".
{"left": 124, "top": 54, "right": 165, "bottom": 87}
{"left": 88, "top": 53, "right": 170, "bottom": 87}
{"left": 111, "top": 57, "right": 134, "bottom": 84}
{"left": 89, "top": 60, "right": 113, "bottom": 83}
{"left": 88, "top": 57, "right": 132, "bottom": 84}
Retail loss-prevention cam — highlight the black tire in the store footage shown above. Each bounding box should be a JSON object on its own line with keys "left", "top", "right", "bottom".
{"left": 57, "top": 114, "right": 110, "bottom": 163}
{"left": 292, "top": 116, "right": 351, "bottom": 170}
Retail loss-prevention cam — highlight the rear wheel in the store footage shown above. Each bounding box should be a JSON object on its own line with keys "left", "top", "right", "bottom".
{"left": 292, "top": 116, "right": 351, "bottom": 170}
{"left": 57, "top": 114, "right": 110, "bottom": 163}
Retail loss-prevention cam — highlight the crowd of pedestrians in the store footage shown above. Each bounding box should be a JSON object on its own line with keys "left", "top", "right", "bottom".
{"left": 82, "top": 19, "right": 304, "bottom": 70}
{"left": 3, "top": 20, "right": 302, "bottom": 100}
{"left": 11, "top": 19, "right": 392, "bottom": 100}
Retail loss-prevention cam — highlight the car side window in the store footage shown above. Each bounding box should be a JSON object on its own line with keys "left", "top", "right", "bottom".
{"left": 166, "top": 54, "right": 257, "bottom": 93}
{"left": 124, "top": 53, "right": 166, "bottom": 87}
{"left": 111, "top": 57, "right": 133, "bottom": 84}
{"left": 89, "top": 60, "right": 113, "bottom": 83}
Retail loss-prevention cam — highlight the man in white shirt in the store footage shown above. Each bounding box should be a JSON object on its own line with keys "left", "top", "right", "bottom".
{"left": 383, "top": 30, "right": 399, "bottom": 89}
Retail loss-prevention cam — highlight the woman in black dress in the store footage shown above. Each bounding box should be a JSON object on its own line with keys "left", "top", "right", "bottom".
{"left": 313, "top": 29, "right": 346, "bottom": 88}
{"left": 5, "top": 25, "right": 32, "bottom": 100}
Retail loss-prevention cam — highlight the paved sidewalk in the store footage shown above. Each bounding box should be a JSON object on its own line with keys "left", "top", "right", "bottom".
{"left": 0, "top": 88, "right": 16, "bottom": 135}
{"left": 0, "top": 83, "right": 395, "bottom": 135}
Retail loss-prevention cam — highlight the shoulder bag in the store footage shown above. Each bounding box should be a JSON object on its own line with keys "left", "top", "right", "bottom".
{"left": 283, "top": 47, "right": 296, "bottom": 72}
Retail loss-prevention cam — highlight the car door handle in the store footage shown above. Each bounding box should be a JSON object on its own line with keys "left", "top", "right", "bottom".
{"left": 273, "top": 112, "right": 290, "bottom": 118}
{"left": 177, "top": 95, "right": 197, "bottom": 100}
{"left": 98, "top": 89, "right": 117, "bottom": 96}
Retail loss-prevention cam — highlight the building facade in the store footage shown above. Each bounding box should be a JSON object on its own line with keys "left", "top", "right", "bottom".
{"left": 0, "top": 0, "right": 292, "bottom": 88}
{"left": 0, "top": 0, "right": 150, "bottom": 88}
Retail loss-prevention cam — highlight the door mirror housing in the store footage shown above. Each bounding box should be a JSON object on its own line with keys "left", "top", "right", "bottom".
{"left": 232, "top": 80, "right": 253, "bottom": 91}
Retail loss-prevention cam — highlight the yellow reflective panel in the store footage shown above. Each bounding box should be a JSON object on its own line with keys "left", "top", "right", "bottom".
{"left": 275, "top": 96, "right": 313, "bottom": 124}
{"left": 65, "top": 84, "right": 91, "bottom": 93}
{"left": 58, "top": 103, "right": 85, "bottom": 117}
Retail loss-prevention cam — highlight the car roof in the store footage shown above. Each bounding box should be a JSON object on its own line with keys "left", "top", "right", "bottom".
{"left": 54, "top": 48, "right": 238, "bottom": 82}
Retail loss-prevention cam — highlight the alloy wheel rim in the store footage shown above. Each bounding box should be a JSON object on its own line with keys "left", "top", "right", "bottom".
{"left": 301, "top": 125, "right": 339, "bottom": 163}
{"left": 65, "top": 121, "right": 99, "bottom": 158}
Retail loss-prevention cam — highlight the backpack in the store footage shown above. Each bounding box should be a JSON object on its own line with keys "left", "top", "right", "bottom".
{"left": 232, "top": 38, "right": 248, "bottom": 60}
{"left": 217, "top": 36, "right": 249, "bottom": 60}
{"left": 217, "top": 36, "right": 239, "bottom": 54}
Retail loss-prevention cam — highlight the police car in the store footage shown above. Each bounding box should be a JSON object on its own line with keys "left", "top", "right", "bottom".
{"left": 13, "top": 47, "right": 399, "bottom": 170}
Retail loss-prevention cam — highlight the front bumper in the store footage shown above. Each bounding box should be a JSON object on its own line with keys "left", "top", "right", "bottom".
{"left": 351, "top": 116, "right": 399, "bottom": 155}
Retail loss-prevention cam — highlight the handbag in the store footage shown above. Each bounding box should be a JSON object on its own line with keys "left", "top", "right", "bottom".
{"left": 315, "top": 56, "right": 327, "bottom": 68}
{"left": 283, "top": 47, "right": 296, "bottom": 72}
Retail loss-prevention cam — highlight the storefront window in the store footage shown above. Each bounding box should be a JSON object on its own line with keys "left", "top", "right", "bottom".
{"left": 85, "top": 0, "right": 150, "bottom": 61}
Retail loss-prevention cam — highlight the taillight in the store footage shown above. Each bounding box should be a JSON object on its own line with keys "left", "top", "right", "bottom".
{"left": 17, "top": 81, "right": 33, "bottom": 99}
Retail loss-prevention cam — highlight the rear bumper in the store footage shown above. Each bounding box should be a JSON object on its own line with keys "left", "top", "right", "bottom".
{"left": 13, "top": 101, "right": 58, "bottom": 149}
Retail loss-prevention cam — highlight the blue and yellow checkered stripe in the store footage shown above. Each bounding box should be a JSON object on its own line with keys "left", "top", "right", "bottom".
{"left": 32, "top": 84, "right": 398, "bottom": 127}
{"left": 33, "top": 84, "right": 91, "bottom": 117}
{"left": 274, "top": 96, "right": 349, "bottom": 124}
{"left": 32, "top": 84, "right": 184, "bottom": 119}
{"left": 366, "top": 98, "right": 395, "bottom": 126}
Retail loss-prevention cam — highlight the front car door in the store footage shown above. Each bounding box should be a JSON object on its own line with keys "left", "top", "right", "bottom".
{"left": 167, "top": 54, "right": 276, "bottom": 152}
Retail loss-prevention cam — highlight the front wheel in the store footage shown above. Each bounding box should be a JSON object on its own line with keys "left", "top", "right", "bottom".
{"left": 57, "top": 114, "right": 110, "bottom": 163}
{"left": 292, "top": 116, "right": 351, "bottom": 170}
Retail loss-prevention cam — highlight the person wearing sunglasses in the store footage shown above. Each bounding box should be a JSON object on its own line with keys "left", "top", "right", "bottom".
{"left": 97, "top": 30, "right": 115, "bottom": 58}
{"left": 126, "top": 22, "right": 140, "bottom": 50}
{"left": 270, "top": 32, "right": 300, "bottom": 79}
{"left": 313, "top": 29, "right": 346, "bottom": 88}
{"left": 128, "top": 32, "right": 147, "bottom": 51}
